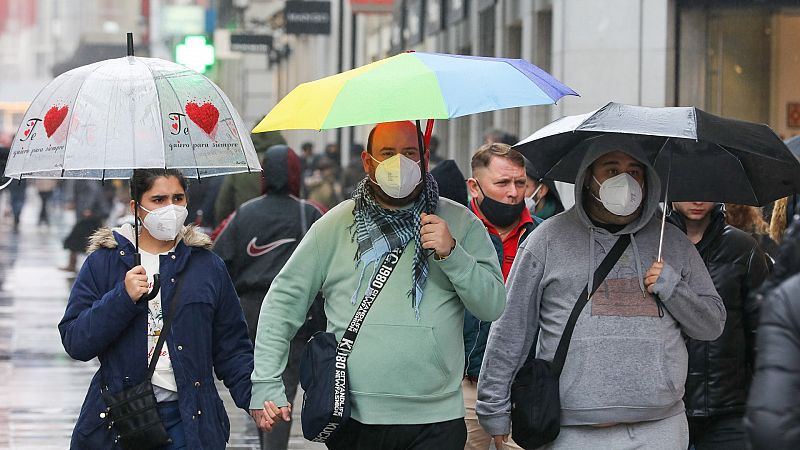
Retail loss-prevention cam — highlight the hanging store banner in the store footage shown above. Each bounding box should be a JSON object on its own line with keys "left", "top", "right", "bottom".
{"left": 350, "top": 0, "right": 394, "bottom": 14}
{"left": 285, "top": 1, "right": 332, "bottom": 35}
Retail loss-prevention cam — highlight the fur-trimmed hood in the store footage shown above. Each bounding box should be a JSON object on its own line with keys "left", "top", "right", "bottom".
{"left": 87, "top": 223, "right": 212, "bottom": 254}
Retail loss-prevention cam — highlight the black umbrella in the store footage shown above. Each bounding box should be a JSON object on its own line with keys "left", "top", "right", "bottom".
{"left": 514, "top": 102, "right": 800, "bottom": 259}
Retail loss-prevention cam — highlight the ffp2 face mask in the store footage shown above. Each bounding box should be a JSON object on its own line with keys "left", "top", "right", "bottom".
{"left": 139, "top": 204, "right": 188, "bottom": 241}
{"left": 370, "top": 153, "right": 422, "bottom": 199}
{"left": 593, "top": 173, "right": 643, "bottom": 216}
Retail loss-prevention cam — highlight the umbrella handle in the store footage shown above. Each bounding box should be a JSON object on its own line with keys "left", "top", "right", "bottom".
{"left": 133, "top": 252, "right": 161, "bottom": 301}
{"left": 140, "top": 274, "right": 161, "bottom": 302}
{"left": 0, "top": 178, "right": 11, "bottom": 191}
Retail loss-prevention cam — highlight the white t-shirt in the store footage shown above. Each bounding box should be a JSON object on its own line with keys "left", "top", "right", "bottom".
{"left": 139, "top": 249, "right": 179, "bottom": 402}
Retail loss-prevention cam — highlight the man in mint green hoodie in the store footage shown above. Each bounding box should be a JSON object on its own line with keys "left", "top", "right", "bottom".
{"left": 249, "top": 121, "right": 506, "bottom": 449}
{"left": 477, "top": 134, "right": 726, "bottom": 449}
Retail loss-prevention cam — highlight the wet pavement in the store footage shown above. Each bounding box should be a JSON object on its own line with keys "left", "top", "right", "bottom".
{"left": 0, "top": 187, "right": 324, "bottom": 449}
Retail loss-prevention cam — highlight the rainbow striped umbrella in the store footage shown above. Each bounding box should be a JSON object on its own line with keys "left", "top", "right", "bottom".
{"left": 253, "top": 52, "right": 577, "bottom": 132}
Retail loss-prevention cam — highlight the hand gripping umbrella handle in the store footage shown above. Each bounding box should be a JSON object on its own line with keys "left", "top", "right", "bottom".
{"left": 133, "top": 252, "right": 161, "bottom": 301}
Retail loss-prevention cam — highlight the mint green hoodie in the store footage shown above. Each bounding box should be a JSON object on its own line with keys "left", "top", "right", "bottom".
{"left": 250, "top": 197, "right": 505, "bottom": 424}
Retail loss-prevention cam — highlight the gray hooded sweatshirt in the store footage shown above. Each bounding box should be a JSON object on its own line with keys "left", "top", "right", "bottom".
{"left": 476, "top": 136, "right": 725, "bottom": 436}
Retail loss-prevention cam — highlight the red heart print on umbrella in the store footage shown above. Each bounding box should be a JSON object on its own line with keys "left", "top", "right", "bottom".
{"left": 185, "top": 101, "right": 219, "bottom": 135}
{"left": 44, "top": 105, "right": 69, "bottom": 138}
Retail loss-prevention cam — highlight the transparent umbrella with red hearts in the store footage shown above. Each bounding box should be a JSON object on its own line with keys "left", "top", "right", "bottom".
{"left": 1, "top": 34, "right": 260, "bottom": 300}
{"left": 2, "top": 41, "right": 260, "bottom": 183}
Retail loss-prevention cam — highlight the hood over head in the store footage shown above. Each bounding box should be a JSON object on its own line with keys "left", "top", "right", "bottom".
{"left": 261, "top": 145, "right": 301, "bottom": 196}
{"left": 573, "top": 134, "right": 662, "bottom": 234}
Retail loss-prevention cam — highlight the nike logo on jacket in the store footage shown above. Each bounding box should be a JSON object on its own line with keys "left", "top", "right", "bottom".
{"left": 246, "top": 238, "right": 296, "bottom": 257}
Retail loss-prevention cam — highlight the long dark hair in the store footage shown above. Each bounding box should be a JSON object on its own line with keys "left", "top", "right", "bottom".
{"left": 129, "top": 169, "right": 188, "bottom": 203}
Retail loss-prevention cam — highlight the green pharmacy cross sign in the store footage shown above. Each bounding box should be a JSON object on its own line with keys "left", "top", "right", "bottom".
{"left": 176, "top": 35, "right": 215, "bottom": 73}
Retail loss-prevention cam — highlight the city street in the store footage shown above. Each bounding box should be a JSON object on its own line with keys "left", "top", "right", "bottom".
{"left": 0, "top": 188, "right": 323, "bottom": 449}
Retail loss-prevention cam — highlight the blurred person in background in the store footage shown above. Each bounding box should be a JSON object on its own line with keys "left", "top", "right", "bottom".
{"left": 341, "top": 144, "right": 367, "bottom": 199}
{"left": 34, "top": 179, "right": 58, "bottom": 226}
{"left": 428, "top": 135, "right": 444, "bottom": 167}
{"left": 431, "top": 159, "right": 468, "bottom": 207}
{"left": 61, "top": 180, "right": 112, "bottom": 272}
{"left": 523, "top": 159, "right": 565, "bottom": 221}
{"left": 483, "top": 128, "right": 507, "bottom": 145}
{"left": 300, "top": 142, "right": 314, "bottom": 176}
{"left": 6, "top": 177, "right": 26, "bottom": 232}
{"left": 312, "top": 142, "right": 342, "bottom": 176}
{"left": 305, "top": 156, "right": 343, "bottom": 210}
{"left": 725, "top": 203, "right": 778, "bottom": 267}
{"left": 213, "top": 145, "right": 326, "bottom": 450}
{"left": 215, "top": 130, "right": 286, "bottom": 224}
{"left": 668, "top": 201, "right": 768, "bottom": 450}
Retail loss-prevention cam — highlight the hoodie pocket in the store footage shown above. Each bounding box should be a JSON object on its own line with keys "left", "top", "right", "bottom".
{"left": 560, "top": 337, "right": 679, "bottom": 410}
{"left": 347, "top": 324, "right": 450, "bottom": 397}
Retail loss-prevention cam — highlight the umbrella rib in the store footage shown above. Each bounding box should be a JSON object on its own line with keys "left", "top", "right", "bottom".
{"left": 59, "top": 64, "right": 107, "bottom": 176}
{"left": 140, "top": 60, "right": 171, "bottom": 171}
{"left": 16, "top": 72, "right": 77, "bottom": 177}
{"left": 161, "top": 72, "right": 199, "bottom": 173}
{"left": 716, "top": 143, "right": 758, "bottom": 204}
{"left": 207, "top": 80, "right": 253, "bottom": 173}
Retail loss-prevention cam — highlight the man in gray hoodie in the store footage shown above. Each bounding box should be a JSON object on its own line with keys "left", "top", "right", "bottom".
{"left": 477, "top": 134, "right": 726, "bottom": 449}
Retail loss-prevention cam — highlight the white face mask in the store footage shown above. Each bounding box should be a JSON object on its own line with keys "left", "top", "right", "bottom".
{"left": 139, "top": 204, "right": 188, "bottom": 241}
{"left": 370, "top": 153, "right": 422, "bottom": 199}
{"left": 524, "top": 184, "right": 543, "bottom": 214}
{"left": 592, "top": 173, "right": 643, "bottom": 216}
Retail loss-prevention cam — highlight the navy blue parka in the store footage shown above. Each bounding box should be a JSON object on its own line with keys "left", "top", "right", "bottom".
{"left": 59, "top": 224, "right": 253, "bottom": 449}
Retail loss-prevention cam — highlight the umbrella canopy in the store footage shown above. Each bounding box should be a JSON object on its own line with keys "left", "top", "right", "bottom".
{"left": 3, "top": 56, "right": 261, "bottom": 181}
{"left": 515, "top": 102, "right": 800, "bottom": 206}
{"left": 253, "top": 51, "right": 577, "bottom": 132}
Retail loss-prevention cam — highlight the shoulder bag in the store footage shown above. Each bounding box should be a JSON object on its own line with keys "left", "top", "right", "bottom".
{"left": 101, "top": 275, "right": 185, "bottom": 450}
{"left": 510, "top": 234, "right": 631, "bottom": 449}
{"left": 298, "top": 247, "right": 404, "bottom": 443}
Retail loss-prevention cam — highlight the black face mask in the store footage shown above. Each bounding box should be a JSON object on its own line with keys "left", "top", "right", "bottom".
{"left": 476, "top": 182, "right": 525, "bottom": 228}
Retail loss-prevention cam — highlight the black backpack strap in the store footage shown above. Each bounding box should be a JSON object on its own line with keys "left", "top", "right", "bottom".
{"left": 146, "top": 275, "right": 185, "bottom": 380}
{"left": 551, "top": 234, "right": 631, "bottom": 375}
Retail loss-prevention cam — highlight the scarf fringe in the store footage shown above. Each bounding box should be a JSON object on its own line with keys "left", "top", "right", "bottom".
{"left": 349, "top": 176, "right": 439, "bottom": 318}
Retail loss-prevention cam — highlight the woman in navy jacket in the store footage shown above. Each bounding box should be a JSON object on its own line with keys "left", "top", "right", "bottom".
{"left": 59, "top": 169, "right": 254, "bottom": 449}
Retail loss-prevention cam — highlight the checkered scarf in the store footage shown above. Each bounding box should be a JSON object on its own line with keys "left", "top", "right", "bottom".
{"left": 349, "top": 174, "right": 439, "bottom": 319}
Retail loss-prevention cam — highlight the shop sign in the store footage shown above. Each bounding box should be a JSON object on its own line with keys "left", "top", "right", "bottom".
{"left": 230, "top": 34, "right": 273, "bottom": 53}
{"left": 285, "top": 1, "right": 332, "bottom": 35}
{"left": 788, "top": 102, "right": 800, "bottom": 128}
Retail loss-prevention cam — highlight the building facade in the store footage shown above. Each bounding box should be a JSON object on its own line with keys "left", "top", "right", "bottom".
{"left": 264, "top": 0, "right": 800, "bottom": 206}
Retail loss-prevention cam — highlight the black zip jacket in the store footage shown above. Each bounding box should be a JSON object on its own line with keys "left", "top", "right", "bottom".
{"left": 668, "top": 205, "right": 769, "bottom": 417}
{"left": 745, "top": 272, "right": 800, "bottom": 449}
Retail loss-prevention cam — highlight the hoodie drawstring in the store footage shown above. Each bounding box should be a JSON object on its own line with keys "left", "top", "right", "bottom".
{"left": 630, "top": 234, "right": 647, "bottom": 298}
{"left": 588, "top": 227, "right": 596, "bottom": 298}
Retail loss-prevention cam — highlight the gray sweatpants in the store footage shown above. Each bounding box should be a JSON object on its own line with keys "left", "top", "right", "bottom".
{"left": 541, "top": 413, "right": 689, "bottom": 450}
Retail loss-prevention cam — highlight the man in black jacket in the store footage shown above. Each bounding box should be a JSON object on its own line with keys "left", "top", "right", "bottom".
{"left": 213, "top": 145, "right": 326, "bottom": 450}
{"left": 668, "top": 202, "right": 769, "bottom": 449}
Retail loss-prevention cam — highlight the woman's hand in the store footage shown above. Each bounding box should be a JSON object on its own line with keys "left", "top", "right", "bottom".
{"left": 124, "top": 265, "right": 149, "bottom": 302}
